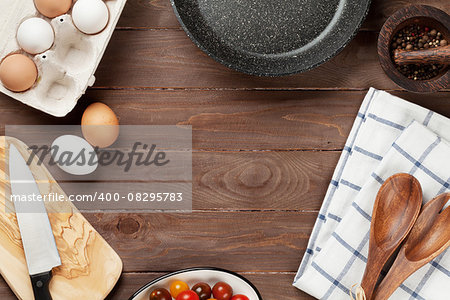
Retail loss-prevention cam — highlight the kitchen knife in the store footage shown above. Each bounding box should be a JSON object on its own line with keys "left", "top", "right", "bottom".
{"left": 8, "top": 144, "right": 61, "bottom": 300}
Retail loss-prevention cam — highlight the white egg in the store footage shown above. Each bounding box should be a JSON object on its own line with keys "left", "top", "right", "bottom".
{"left": 17, "top": 18, "right": 54, "bottom": 54}
{"left": 51, "top": 135, "right": 98, "bottom": 176}
{"left": 72, "top": 0, "right": 109, "bottom": 35}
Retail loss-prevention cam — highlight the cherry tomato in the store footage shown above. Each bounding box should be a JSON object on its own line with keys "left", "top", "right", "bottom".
{"left": 192, "top": 282, "right": 212, "bottom": 300}
{"left": 170, "top": 280, "right": 189, "bottom": 298}
{"left": 176, "top": 290, "right": 200, "bottom": 300}
{"left": 149, "top": 288, "right": 172, "bottom": 300}
{"left": 212, "top": 282, "right": 233, "bottom": 300}
{"left": 231, "top": 295, "right": 249, "bottom": 300}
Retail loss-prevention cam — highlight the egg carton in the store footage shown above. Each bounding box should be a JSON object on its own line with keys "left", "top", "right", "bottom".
{"left": 0, "top": 0, "right": 127, "bottom": 117}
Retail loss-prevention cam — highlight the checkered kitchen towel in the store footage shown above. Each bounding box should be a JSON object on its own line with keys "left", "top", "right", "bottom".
{"left": 293, "top": 88, "right": 450, "bottom": 299}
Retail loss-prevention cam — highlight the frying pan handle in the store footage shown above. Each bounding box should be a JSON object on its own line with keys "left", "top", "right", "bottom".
{"left": 30, "top": 270, "right": 53, "bottom": 300}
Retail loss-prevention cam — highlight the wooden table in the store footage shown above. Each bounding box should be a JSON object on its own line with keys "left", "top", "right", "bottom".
{"left": 0, "top": 0, "right": 448, "bottom": 299}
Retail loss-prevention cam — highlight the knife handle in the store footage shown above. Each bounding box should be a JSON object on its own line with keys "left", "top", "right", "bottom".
{"left": 30, "top": 271, "right": 53, "bottom": 300}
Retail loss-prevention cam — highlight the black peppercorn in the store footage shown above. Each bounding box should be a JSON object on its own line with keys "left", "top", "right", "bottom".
{"left": 390, "top": 24, "right": 445, "bottom": 80}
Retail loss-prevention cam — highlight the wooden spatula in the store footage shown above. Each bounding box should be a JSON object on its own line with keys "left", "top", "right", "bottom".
{"left": 373, "top": 193, "right": 450, "bottom": 300}
{"left": 360, "top": 173, "right": 423, "bottom": 299}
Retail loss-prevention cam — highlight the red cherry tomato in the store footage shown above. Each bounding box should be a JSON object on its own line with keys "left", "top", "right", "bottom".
{"left": 192, "top": 282, "right": 212, "bottom": 300}
{"left": 231, "top": 295, "right": 249, "bottom": 300}
{"left": 149, "top": 288, "right": 172, "bottom": 300}
{"left": 212, "top": 282, "right": 233, "bottom": 300}
{"left": 176, "top": 290, "right": 200, "bottom": 300}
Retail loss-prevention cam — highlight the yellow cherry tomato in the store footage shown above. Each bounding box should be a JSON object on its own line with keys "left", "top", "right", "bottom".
{"left": 170, "top": 280, "right": 189, "bottom": 298}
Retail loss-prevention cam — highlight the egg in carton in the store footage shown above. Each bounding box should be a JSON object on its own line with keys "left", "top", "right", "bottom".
{"left": 0, "top": 0, "right": 127, "bottom": 117}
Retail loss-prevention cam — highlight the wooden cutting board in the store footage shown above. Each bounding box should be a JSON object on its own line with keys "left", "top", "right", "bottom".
{"left": 0, "top": 137, "right": 123, "bottom": 300}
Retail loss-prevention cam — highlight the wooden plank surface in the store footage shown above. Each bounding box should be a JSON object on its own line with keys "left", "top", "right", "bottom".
{"left": 84, "top": 211, "right": 316, "bottom": 273}
{"left": 1, "top": 90, "right": 449, "bottom": 150}
{"left": 54, "top": 151, "right": 338, "bottom": 211}
{"left": 191, "top": 151, "right": 337, "bottom": 210}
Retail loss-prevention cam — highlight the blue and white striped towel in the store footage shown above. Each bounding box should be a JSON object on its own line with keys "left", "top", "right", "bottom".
{"left": 293, "top": 88, "right": 450, "bottom": 299}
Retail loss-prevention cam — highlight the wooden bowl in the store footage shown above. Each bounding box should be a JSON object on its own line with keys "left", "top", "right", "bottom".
{"left": 378, "top": 5, "right": 449, "bottom": 93}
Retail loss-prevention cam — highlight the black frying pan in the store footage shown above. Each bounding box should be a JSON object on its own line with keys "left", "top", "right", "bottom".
{"left": 171, "top": 0, "right": 371, "bottom": 76}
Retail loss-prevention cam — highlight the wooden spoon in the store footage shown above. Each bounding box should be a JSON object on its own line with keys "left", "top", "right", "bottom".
{"left": 373, "top": 193, "right": 450, "bottom": 300}
{"left": 360, "top": 173, "right": 422, "bottom": 300}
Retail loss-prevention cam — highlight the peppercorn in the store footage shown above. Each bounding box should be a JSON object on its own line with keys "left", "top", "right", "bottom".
{"left": 390, "top": 24, "right": 445, "bottom": 80}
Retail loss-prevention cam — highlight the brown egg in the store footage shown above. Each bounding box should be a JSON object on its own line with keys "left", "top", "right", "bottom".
{"left": 34, "top": 0, "right": 72, "bottom": 18}
{"left": 0, "top": 54, "right": 38, "bottom": 92}
{"left": 81, "top": 102, "right": 119, "bottom": 148}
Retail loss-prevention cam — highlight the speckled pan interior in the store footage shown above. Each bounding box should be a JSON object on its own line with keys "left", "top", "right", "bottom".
{"left": 171, "top": 0, "right": 371, "bottom": 76}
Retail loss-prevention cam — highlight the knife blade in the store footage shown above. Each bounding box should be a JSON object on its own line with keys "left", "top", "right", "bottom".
{"left": 8, "top": 144, "right": 61, "bottom": 300}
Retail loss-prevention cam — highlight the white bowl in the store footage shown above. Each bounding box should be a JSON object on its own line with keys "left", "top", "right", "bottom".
{"left": 129, "top": 267, "right": 262, "bottom": 300}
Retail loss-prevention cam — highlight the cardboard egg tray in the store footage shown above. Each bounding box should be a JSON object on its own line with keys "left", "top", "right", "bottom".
{"left": 0, "top": 0, "right": 127, "bottom": 117}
